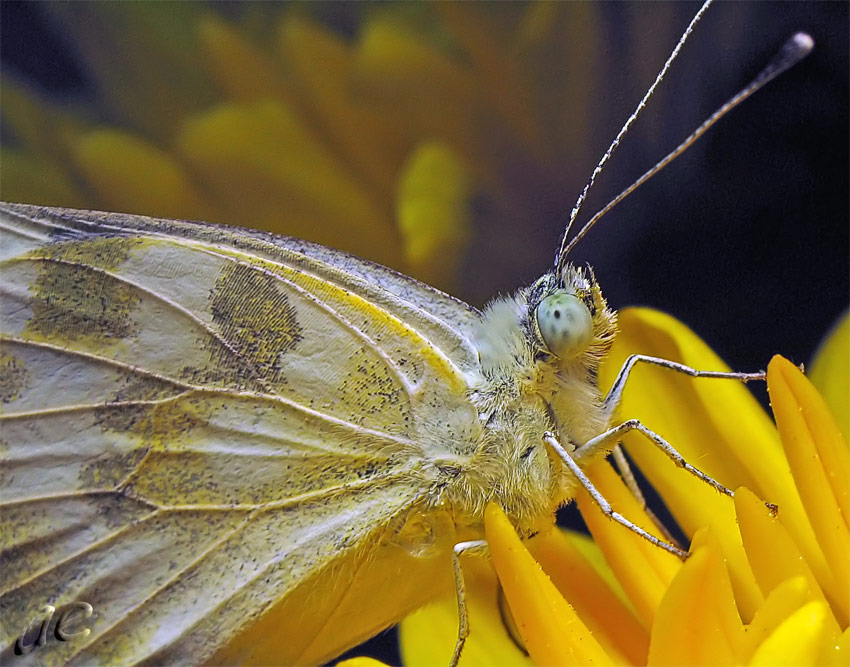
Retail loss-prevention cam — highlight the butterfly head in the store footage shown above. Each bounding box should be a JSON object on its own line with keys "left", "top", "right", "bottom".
{"left": 526, "top": 264, "right": 617, "bottom": 372}
{"left": 471, "top": 262, "right": 618, "bottom": 510}
{"left": 475, "top": 263, "right": 616, "bottom": 387}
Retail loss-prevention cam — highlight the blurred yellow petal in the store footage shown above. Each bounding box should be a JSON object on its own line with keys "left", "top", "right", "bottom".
{"left": 747, "top": 600, "right": 839, "bottom": 667}
{"left": 435, "top": 3, "right": 545, "bottom": 158}
{"left": 354, "top": 16, "right": 477, "bottom": 159}
{"left": 279, "top": 16, "right": 405, "bottom": 201}
{"left": 199, "top": 14, "right": 289, "bottom": 103}
{"left": 768, "top": 356, "right": 850, "bottom": 624}
{"left": 602, "top": 308, "right": 822, "bottom": 620}
{"left": 578, "top": 460, "right": 681, "bottom": 628}
{"left": 513, "top": 3, "right": 601, "bottom": 168}
{"left": 71, "top": 129, "right": 213, "bottom": 220}
{"left": 399, "top": 557, "right": 531, "bottom": 667}
{"left": 484, "top": 503, "right": 613, "bottom": 667}
{"left": 0, "top": 150, "right": 85, "bottom": 208}
{"left": 648, "top": 528, "right": 745, "bottom": 666}
{"left": 397, "top": 143, "right": 473, "bottom": 290}
{"left": 735, "top": 487, "right": 835, "bottom": 621}
{"left": 810, "top": 311, "right": 850, "bottom": 441}
{"left": 530, "top": 528, "right": 648, "bottom": 665}
{"left": 515, "top": 2, "right": 560, "bottom": 47}
{"left": 178, "top": 101, "right": 399, "bottom": 266}
{"left": 0, "top": 79, "right": 86, "bottom": 168}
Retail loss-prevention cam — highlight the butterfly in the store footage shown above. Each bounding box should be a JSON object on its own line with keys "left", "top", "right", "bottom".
{"left": 0, "top": 5, "right": 821, "bottom": 667}
{"left": 1, "top": 197, "right": 613, "bottom": 664}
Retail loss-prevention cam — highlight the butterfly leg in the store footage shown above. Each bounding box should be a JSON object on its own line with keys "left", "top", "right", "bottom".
{"left": 543, "top": 431, "right": 689, "bottom": 560}
{"left": 573, "top": 419, "right": 735, "bottom": 498}
{"left": 601, "top": 354, "right": 765, "bottom": 418}
{"left": 449, "top": 539, "right": 488, "bottom": 667}
{"left": 609, "top": 444, "right": 684, "bottom": 549}
{"left": 595, "top": 355, "right": 779, "bottom": 524}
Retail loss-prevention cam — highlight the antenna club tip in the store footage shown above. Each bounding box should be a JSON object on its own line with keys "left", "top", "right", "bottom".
{"left": 791, "top": 32, "right": 815, "bottom": 53}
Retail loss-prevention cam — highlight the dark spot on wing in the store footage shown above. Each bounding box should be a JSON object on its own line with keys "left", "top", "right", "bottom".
{"left": 95, "top": 493, "right": 156, "bottom": 529}
{"left": 24, "top": 237, "right": 145, "bottom": 344}
{"left": 78, "top": 447, "right": 149, "bottom": 489}
{"left": 0, "top": 351, "right": 29, "bottom": 403}
{"left": 33, "top": 235, "right": 144, "bottom": 270}
{"left": 95, "top": 374, "right": 187, "bottom": 432}
{"left": 204, "top": 261, "right": 303, "bottom": 387}
{"left": 337, "top": 347, "right": 411, "bottom": 427}
{"left": 96, "top": 394, "right": 208, "bottom": 447}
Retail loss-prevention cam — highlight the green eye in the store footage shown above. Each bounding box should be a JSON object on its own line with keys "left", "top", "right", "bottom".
{"left": 535, "top": 291, "right": 593, "bottom": 360}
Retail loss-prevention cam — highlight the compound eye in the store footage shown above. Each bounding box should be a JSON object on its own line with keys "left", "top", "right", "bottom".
{"left": 535, "top": 291, "right": 593, "bottom": 360}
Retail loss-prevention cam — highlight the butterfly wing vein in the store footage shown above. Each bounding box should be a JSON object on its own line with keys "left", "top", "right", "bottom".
{"left": 0, "top": 203, "right": 481, "bottom": 664}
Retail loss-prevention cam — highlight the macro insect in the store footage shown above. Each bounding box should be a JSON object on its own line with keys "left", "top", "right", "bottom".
{"left": 0, "top": 3, "right": 835, "bottom": 666}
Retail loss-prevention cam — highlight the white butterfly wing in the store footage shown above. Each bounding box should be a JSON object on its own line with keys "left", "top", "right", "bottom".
{"left": 0, "top": 202, "right": 480, "bottom": 664}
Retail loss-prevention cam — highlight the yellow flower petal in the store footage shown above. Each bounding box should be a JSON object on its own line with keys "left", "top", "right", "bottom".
{"left": 648, "top": 528, "right": 745, "bottom": 666}
{"left": 484, "top": 503, "right": 613, "bottom": 666}
{"left": 577, "top": 459, "right": 681, "bottom": 628}
{"left": 399, "top": 557, "right": 531, "bottom": 667}
{"left": 601, "top": 308, "right": 823, "bottom": 620}
{"left": 337, "top": 658, "right": 391, "bottom": 667}
{"left": 530, "top": 528, "right": 648, "bottom": 665}
{"left": 824, "top": 627, "right": 850, "bottom": 667}
{"left": 397, "top": 143, "right": 473, "bottom": 289}
{"left": 71, "top": 129, "right": 213, "bottom": 220}
{"left": 354, "top": 16, "right": 477, "bottom": 159}
{"left": 177, "top": 101, "right": 399, "bottom": 267}
{"left": 768, "top": 356, "right": 850, "bottom": 624}
{"left": 546, "top": 528, "right": 636, "bottom": 609}
{"left": 434, "top": 3, "right": 545, "bottom": 158}
{"left": 809, "top": 311, "right": 850, "bottom": 442}
{"left": 0, "top": 79, "right": 86, "bottom": 168}
{"left": 199, "top": 14, "right": 289, "bottom": 103}
{"left": 734, "top": 487, "right": 831, "bottom": 614}
{"left": 603, "top": 309, "right": 786, "bottom": 502}
{"left": 747, "top": 600, "right": 839, "bottom": 667}
{"left": 0, "top": 150, "right": 85, "bottom": 209}
{"left": 743, "top": 576, "right": 813, "bottom": 661}
{"left": 770, "top": 355, "right": 850, "bottom": 523}
{"left": 278, "top": 16, "right": 405, "bottom": 201}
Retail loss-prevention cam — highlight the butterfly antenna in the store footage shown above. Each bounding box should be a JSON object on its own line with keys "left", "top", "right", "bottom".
{"left": 558, "top": 31, "right": 814, "bottom": 267}
{"left": 555, "top": 0, "right": 715, "bottom": 271}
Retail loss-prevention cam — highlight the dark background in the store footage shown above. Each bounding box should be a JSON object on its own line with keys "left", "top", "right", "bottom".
{"left": 567, "top": 2, "right": 849, "bottom": 375}
{"left": 2, "top": 2, "right": 847, "bottom": 665}
{"left": 454, "top": 1, "right": 849, "bottom": 377}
